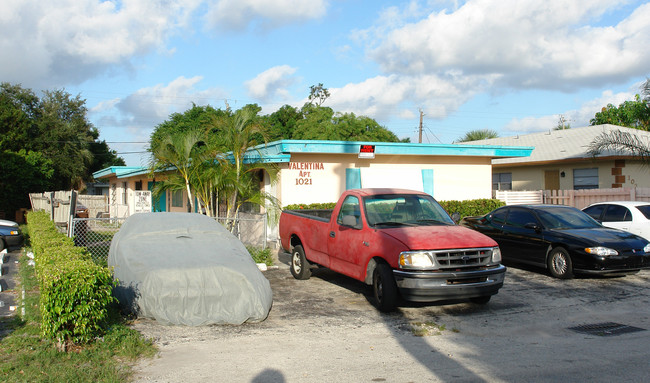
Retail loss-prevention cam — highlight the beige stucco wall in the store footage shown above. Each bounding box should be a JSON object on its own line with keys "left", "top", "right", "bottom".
{"left": 495, "top": 159, "right": 650, "bottom": 191}
{"left": 277, "top": 153, "right": 493, "bottom": 206}
{"left": 620, "top": 162, "right": 650, "bottom": 188}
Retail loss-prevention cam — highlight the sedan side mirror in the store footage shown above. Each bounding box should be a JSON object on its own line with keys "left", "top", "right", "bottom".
{"left": 451, "top": 212, "right": 461, "bottom": 223}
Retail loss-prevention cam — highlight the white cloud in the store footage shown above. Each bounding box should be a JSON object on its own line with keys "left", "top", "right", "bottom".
{"left": 88, "top": 76, "right": 227, "bottom": 139}
{"left": 205, "top": 0, "right": 327, "bottom": 31}
{"left": 245, "top": 65, "right": 298, "bottom": 101}
{"left": 116, "top": 76, "right": 226, "bottom": 122}
{"left": 502, "top": 86, "right": 639, "bottom": 134}
{"left": 325, "top": 72, "right": 496, "bottom": 122}
{"left": 360, "top": 0, "right": 650, "bottom": 90}
{"left": 0, "top": 0, "right": 200, "bottom": 88}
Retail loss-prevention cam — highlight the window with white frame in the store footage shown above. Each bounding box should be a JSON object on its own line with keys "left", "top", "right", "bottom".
{"left": 573, "top": 168, "right": 598, "bottom": 190}
{"left": 492, "top": 173, "right": 512, "bottom": 190}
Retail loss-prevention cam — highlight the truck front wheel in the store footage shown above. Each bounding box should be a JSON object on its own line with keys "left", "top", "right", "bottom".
{"left": 290, "top": 245, "right": 312, "bottom": 280}
{"left": 373, "top": 263, "right": 398, "bottom": 312}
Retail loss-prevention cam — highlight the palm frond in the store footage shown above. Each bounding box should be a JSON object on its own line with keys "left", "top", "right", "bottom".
{"left": 588, "top": 130, "right": 650, "bottom": 166}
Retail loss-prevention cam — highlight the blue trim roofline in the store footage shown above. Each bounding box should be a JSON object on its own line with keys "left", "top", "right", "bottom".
{"left": 93, "top": 166, "right": 149, "bottom": 179}
{"left": 94, "top": 140, "right": 533, "bottom": 180}
{"left": 249, "top": 139, "right": 533, "bottom": 159}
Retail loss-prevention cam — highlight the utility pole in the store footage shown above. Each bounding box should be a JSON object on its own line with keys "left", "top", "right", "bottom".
{"left": 418, "top": 109, "right": 424, "bottom": 143}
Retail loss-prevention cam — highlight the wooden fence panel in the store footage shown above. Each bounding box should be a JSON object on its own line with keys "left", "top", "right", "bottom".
{"left": 77, "top": 195, "right": 109, "bottom": 218}
{"left": 495, "top": 190, "right": 543, "bottom": 205}
{"left": 497, "top": 188, "right": 650, "bottom": 209}
{"left": 542, "top": 187, "right": 650, "bottom": 209}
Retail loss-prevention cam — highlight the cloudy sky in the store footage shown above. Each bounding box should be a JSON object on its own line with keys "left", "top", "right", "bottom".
{"left": 2, "top": 0, "right": 649, "bottom": 166}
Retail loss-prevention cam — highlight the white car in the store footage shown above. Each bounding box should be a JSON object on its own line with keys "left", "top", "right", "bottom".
{"left": 583, "top": 201, "right": 650, "bottom": 242}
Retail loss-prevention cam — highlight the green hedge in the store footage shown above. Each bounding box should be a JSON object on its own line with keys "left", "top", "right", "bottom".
{"left": 26, "top": 211, "right": 115, "bottom": 346}
{"left": 284, "top": 199, "right": 503, "bottom": 219}
{"left": 284, "top": 202, "right": 337, "bottom": 210}
{"left": 438, "top": 199, "right": 505, "bottom": 219}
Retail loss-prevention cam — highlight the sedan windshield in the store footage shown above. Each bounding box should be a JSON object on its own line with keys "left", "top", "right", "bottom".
{"left": 536, "top": 207, "right": 602, "bottom": 230}
{"left": 364, "top": 194, "right": 454, "bottom": 227}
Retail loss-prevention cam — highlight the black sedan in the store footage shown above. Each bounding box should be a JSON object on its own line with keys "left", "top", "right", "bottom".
{"left": 460, "top": 205, "right": 650, "bottom": 279}
{"left": 1, "top": 219, "right": 24, "bottom": 251}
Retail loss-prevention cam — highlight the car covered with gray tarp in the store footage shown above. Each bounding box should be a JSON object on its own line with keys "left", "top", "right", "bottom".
{"left": 108, "top": 212, "right": 272, "bottom": 325}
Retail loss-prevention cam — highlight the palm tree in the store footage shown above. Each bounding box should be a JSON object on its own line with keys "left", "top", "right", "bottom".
{"left": 214, "top": 107, "right": 276, "bottom": 221}
{"left": 149, "top": 127, "right": 206, "bottom": 212}
{"left": 455, "top": 129, "right": 499, "bottom": 143}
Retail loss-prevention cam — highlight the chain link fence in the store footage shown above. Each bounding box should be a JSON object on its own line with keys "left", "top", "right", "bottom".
{"left": 70, "top": 218, "right": 126, "bottom": 265}
{"left": 71, "top": 214, "right": 268, "bottom": 265}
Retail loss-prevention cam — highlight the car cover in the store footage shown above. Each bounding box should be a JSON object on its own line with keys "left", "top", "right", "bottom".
{"left": 108, "top": 212, "right": 273, "bottom": 325}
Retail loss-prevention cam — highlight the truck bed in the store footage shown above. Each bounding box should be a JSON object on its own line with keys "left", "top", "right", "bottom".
{"left": 282, "top": 209, "right": 333, "bottom": 222}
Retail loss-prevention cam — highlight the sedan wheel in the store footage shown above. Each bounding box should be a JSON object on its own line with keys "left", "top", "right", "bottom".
{"left": 547, "top": 246, "right": 573, "bottom": 279}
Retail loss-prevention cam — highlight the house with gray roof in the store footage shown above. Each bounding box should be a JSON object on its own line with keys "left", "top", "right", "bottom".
{"left": 460, "top": 124, "right": 650, "bottom": 191}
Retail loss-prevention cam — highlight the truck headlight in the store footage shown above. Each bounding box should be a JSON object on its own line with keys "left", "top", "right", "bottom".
{"left": 491, "top": 247, "right": 502, "bottom": 264}
{"left": 399, "top": 251, "right": 437, "bottom": 270}
{"left": 585, "top": 247, "right": 618, "bottom": 256}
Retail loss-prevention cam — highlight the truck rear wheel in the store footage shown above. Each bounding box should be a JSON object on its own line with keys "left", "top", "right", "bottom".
{"left": 290, "top": 245, "right": 312, "bottom": 280}
{"left": 373, "top": 263, "right": 398, "bottom": 312}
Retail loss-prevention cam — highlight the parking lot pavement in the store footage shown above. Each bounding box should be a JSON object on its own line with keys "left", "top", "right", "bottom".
{"left": 0, "top": 249, "right": 20, "bottom": 320}
{"left": 133, "top": 255, "right": 650, "bottom": 382}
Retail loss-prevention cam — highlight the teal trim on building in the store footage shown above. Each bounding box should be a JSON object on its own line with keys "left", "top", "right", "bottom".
{"left": 421, "top": 169, "right": 434, "bottom": 196}
{"left": 93, "top": 139, "right": 533, "bottom": 181}
{"left": 93, "top": 166, "right": 149, "bottom": 179}
{"left": 248, "top": 139, "right": 533, "bottom": 160}
{"left": 346, "top": 168, "right": 361, "bottom": 189}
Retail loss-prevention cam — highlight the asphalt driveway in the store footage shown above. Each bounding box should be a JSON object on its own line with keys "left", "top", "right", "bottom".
{"left": 132, "top": 251, "right": 650, "bottom": 382}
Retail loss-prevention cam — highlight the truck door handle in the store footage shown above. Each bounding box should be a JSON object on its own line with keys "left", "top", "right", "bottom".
{"left": 329, "top": 231, "right": 335, "bottom": 238}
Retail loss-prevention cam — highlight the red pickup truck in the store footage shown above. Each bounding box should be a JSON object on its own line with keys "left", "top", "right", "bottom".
{"left": 279, "top": 188, "right": 506, "bottom": 311}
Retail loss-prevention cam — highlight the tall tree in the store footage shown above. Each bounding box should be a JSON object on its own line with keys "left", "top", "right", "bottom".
{"left": 0, "top": 83, "right": 40, "bottom": 152}
{"left": 0, "top": 83, "right": 123, "bottom": 216}
{"left": 455, "top": 129, "right": 499, "bottom": 142}
{"left": 263, "top": 104, "right": 303, "bottom": 142}
{"left": 150, "top": 104, "right": 228, "bottom": 154}
{"left": 36, "top": 89, "right": 97, "bottom": 189}
{"left": 308, "top": 83, "right": 330, "bottom": 106}
{"left": 590, "top": 79, "right": 650, "bottom": 131}
{"left": 0, "top": 150, "right": 54, "bottom": 217}
{"left": 290, "top": 104, "right": 405, "bottom": 142}
{"left": 587, "top": 79, "right": 650, "bottom": 166}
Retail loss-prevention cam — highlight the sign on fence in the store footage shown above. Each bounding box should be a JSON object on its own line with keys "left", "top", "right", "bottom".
{"left": 133, "top": 191, "right": 152, "bottom": 214}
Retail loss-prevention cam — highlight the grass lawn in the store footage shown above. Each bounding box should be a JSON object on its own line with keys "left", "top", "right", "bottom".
{"left": 0, "top": 255, "right": 156, "bottom": 382}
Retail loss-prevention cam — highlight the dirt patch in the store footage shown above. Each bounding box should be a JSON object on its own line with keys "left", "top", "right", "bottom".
{"left": 131, "top": 252, "right": 650, "bottom": 382}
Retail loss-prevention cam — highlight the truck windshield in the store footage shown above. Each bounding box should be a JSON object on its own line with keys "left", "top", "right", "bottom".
{"left": 364, "top": 194, "right": 454, "bottom": 227}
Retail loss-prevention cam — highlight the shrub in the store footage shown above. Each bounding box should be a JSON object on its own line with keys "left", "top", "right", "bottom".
{"left": 283, "top": 202, "right": 336, "bottom": 210}
{"left": 26, "top": 210, "right": 115, "bottom": 347}
{"left": 438, "top": 199, "right": 505, "bottom": 219}
{"left": 247, "top": 246, "right": 274, "bottom": 266}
